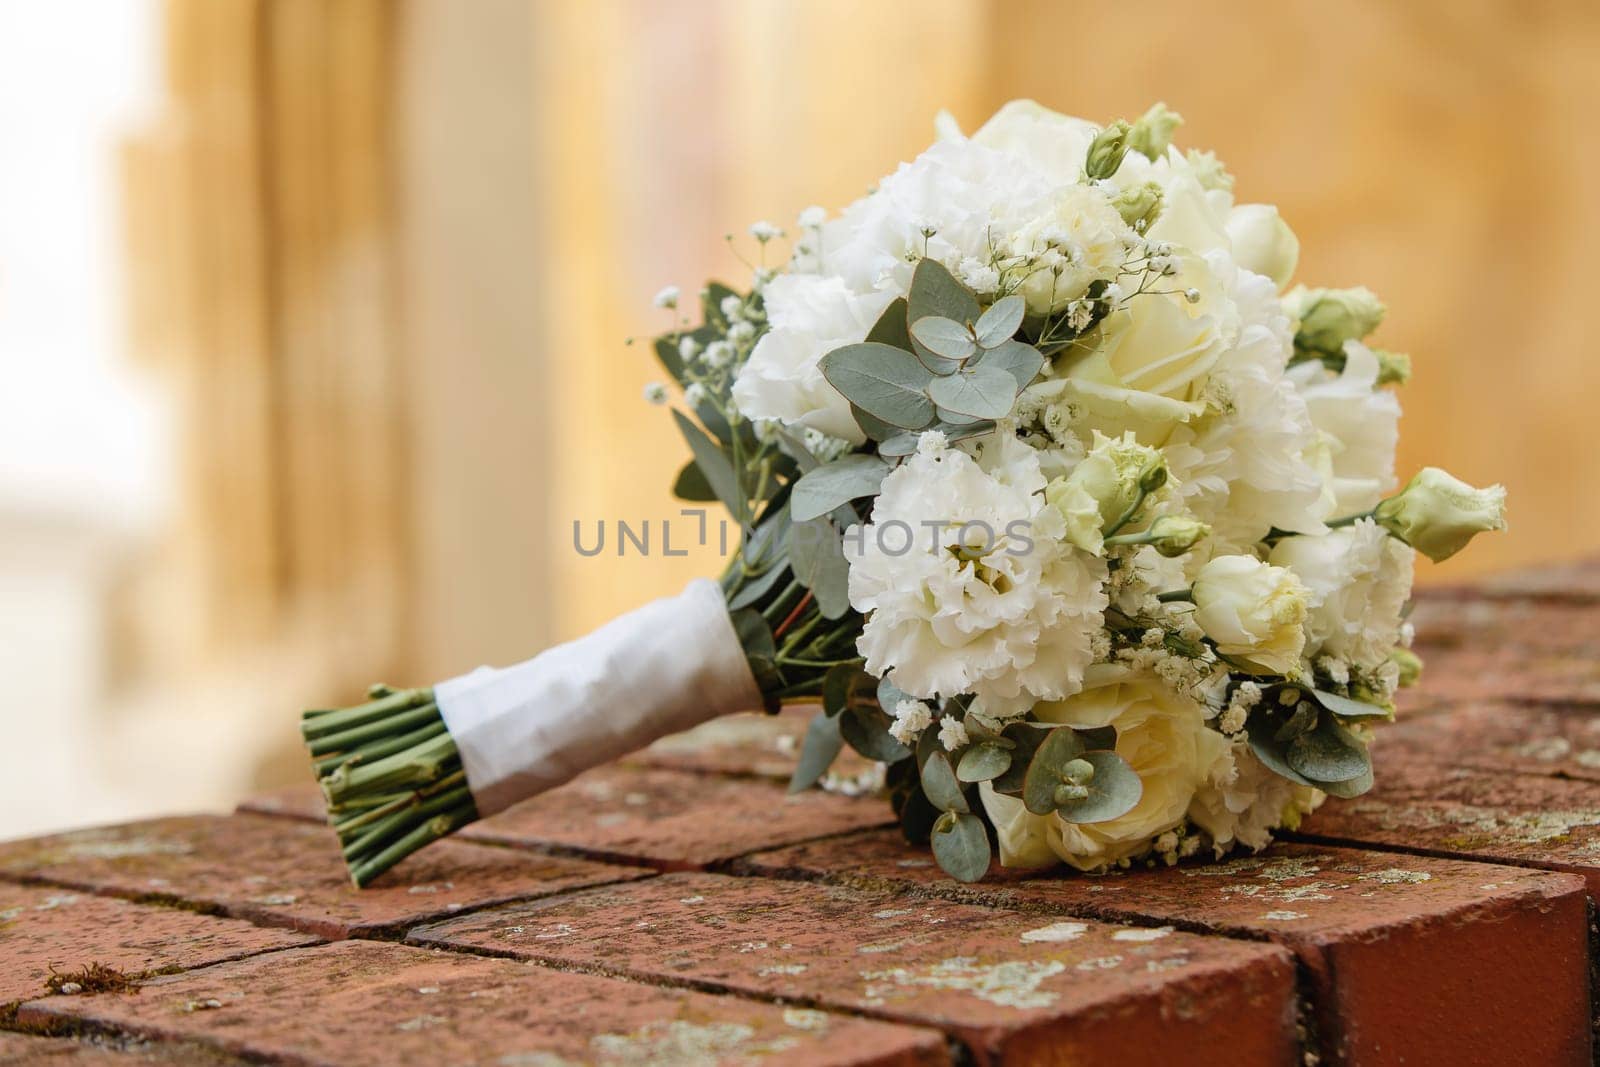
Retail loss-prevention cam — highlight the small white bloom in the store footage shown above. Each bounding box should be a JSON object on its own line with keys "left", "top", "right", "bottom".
{"left": 798, "top": 205, "right": 827, "bottom": 228}
{"left": 749, "top": 220, "right": 784, "bottom": 242}
{"left": 678, "top": 335, "right": 702, "bottom": 362}
{"left": 937, "top": 716, "right": 969, "bottom": 752}
{"left": 683, "top": 383, "right": 707, "bottom": 407}
{"left": 653, "top": 285, "right": 680, "bottom": 310}
{"left": 890, "top": 699, "right": 934, "bottom": 745}
{"left": 642, "top": 382, "right": 669, "bottom": 405}
{"left": 703, "top": 341, "right": 735, "bottom": 368}
{"left": 728, "top": 320, "right": 756, "bottom": 343}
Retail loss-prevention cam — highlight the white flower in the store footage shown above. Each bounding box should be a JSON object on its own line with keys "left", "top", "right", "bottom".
{"left": 981, "top": 664, "right": 1234, "bottom": 872}
{"left": 678, "top": 335, "right": 702, "bottom": 362}
{"left": 1009, "top": 184, "right": 1138, "bottom": 314}
{"left": 749, "top": 220, "right": 784, "bottom": 242}
{"left": 1189, "top": 741, "right": 1324, "bottom": 854}
{"left": 847, "top": 432, "right": 1108, "bottom": 717}
{"left": 889, "top": 699, "right": 934, "bottom": 746}
{"left": 1224, "top": 204, "right": 1299, "bottom": 290}
{"left": 1373, "top": 467, "right": 1507, "bottom": 563}
{"left": 1191, "top": 555, "right": 1309, "bottom": 676}
{"left": 1269, "top": 519, "right": 1414, "bottom": 670}
{"left": 1043, "top": 430, "right": 1166, "bottom": 554}
{"left": 642, "top": 382, "right": 669, "bottom": 405}
{"left": 797, "top": 205, "right": 827, "bottom": 229}
{"left": 937, "top": 715, "right": 969, "bottom": 751}
{"left": 730, "top": 274, "right": 893, "bottom": 444}
{"left": 652, "top": 286, "right": 680, "bottom": 309}
{"left": 1288, "top": 341, "right": 1400, "bottom": 516}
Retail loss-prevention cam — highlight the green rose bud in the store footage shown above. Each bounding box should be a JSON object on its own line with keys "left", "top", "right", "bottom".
{"left": 1111, "top": 181, "right": 1164, "bottom": 234}
{"left": 1373, "top": 348, "right": 1412, "bottom": 386}
{"left": 1084, "top": 120, "right": 1132, "bottom": 181}
{"left": 1128, "top": 102, "right": 1183, "bottom": 161}
{"left": 1143, "top": 515, "right": 1210, "bottom": 558}
{"left": 1045, "top": 431, "right": 1167, "bottom": 553}
{"left": 1284, "top": 285, "right": 1386, "bottom": 356}
{"left": 1390, "top": 647, "right": 1423, "bottom": 688}
{"left": 1373, "top": 467, "right": 1507, "bottom": 562}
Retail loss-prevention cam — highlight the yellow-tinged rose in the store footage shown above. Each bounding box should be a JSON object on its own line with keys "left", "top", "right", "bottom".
{"left": 981, "top": 665, "right": 1233, "bottom": 872}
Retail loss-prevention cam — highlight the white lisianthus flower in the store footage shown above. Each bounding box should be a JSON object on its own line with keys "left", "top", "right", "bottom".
{"left": 980, "top": 664, "right": 1233, "bottom": 871}
{"left": 1224, "top": 204, "right": 1299, "bottom": 290}
{"left": 1269, "top": 519, "right": 1414, "bottom": 670}
{"left": 1188, "top": 741, "right": 1324, "bottom": 854}
{"left": 730, "top": 273, "right": 894, "bottom": 445}
{"left": 1288, "top": 341, "right": 1401, "bottom": 517}
{"left": 1191, "top": 555, "right": 1310, "bottom": 676}
{"left": 1373, "top": 467, "right": 1508, "bottom": 563}
{"left": 847, "top": 432, "right": 1108, "bottom": 717}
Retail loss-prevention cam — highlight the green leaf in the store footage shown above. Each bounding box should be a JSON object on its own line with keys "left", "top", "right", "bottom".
{"left": 1245, "top": 715, "right": 1318, "bottom": 789}
{"left": 1286, "top": 717, "right": 1371, "bottom": 784}
{"left": 788, "top": 712, "right": 844, "bottom": 793}
{"left": 919, "top": 749, "right": 969, "bottom": 813}
{"left": 788, "top": 516, "right": 852, "bottom": 619}
{"left": 990, "top": 722, "right": 1051, "bottom": 795}
{"left": 671, "top": 410, "right": 743, "bottom": 522}
{"left": 1273, "top": 701, "right": 1319, "bottom": 744}
{"left": 852, "top": 404, "right": 900, "bottom": 442}
{"left": 928, "top": 365, "right": 1018, "bottom": 421}
{"left": 908, "top": 258, "right": 980, "bottom": 333}
{"left": 1311, "top": 689, "right": 1393, "bottom": 722}
{"left": 820, "top": 343, "right": 936, "bottom": 430}
{"left": 1053, "top": 750, "right": 1142, "bottom": 824}
{"left": 956, "top": 742, "right": 1012, "bottom": 784}
{"left": 878, "top": 420, "right": 996, "bottom": 457}
{"left": 865, "top": 297, "right": 914, "bottom": 351}
{"left": 909, "top": 315, "right": 976, "bottom": 362}
{"left": 974, "top": 295, "right": 1025, "bottom": 349}
{"left": 877, "top": 675, "right": 913, "bottom": 717}
{"left": 930, "top": 811, "right": 991, "bottom": 883}
{"left": 1022, "top": 728, "right": 1088, "bottom": 815}
{"left": 672, "top": 460, "right": 717, "bottom": 502}
{"left": 1076, "top": 725, "right": 1117, "bottom": 752}
{"left": 791, "top": 455, "right": 893, "bottom": 522}
{"left": 975, "top": 339, "right": 1046, "bottom": 392}
{"left": 822, "top": 663, "right": 872, "bottom": 718}
{"left": 773, "top": 428, "right": 821, "bottom": 474}
{"left": 1320, "top": 763, "right": 1375, "bottom": 799}
{"left": 840, "top": 703, "right": 912, "bottom": 763}
{"left": 729, "top": 608, "right": 781, "bottom": 700}
{"left": 726, "top": 561, "right": 790, "bottom": 611}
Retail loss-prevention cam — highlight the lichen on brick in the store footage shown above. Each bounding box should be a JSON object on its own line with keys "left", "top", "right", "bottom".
{"left": 862, "top": 955, "right": 1066, "bottom": 1009}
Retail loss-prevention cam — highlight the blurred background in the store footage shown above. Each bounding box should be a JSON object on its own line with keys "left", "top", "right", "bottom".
{"left": 3, "top": 0, "right": 1595, "bottom": 839}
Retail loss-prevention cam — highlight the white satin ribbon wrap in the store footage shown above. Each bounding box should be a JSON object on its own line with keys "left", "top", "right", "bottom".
{"left": 433, "top": 578, "right": 763, "bottom": 817}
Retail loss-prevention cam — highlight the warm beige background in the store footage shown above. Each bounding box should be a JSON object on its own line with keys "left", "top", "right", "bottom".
{"left": 4, "top": 0, "right": 1596, "bottom": 834}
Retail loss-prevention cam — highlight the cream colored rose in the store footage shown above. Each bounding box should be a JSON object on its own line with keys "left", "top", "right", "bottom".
{"left": 1192, "top": 555, "right": 1309, "bottom": 676}
{"left": 980, "top": 665, "right": 1232, "bottom": 872}
{"left": 1225, "top": 204, "right": 1299, "bottom": 290}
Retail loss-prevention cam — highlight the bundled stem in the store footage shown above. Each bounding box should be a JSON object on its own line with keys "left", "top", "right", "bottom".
{"left": 301, "top": 685, "right": 477, "bottom": 888}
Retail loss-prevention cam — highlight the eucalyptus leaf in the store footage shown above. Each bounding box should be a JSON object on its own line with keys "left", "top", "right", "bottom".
{"left": 788, "top": 516, "right": 852, "bottom": 619}
{"left": 1320, "top": 763, "right": 1376, "bottom": 799}
{"left": 820, "top": 343, "right": 936, "bottom": 430}
{"left": 1245, "top": 715, "right": 1319, "bottom": 789}
{"left": 1053, "top": 750, "right": 1142, "bottom": 824}
{"left": 822, "top": 663, "right": 861, "bottom": 717}
{"left": 1286, "top": 717, "right": 1371, "bottom": 784}
{"left": 672, "top": 460, "right": 717, "bottom": 502}
{"left": 865, "top": 296, "right": 913, "bottom": 351}
{"left": 877, "top": 675, "right": 914, "bottom": 718}
{"left": 725, "top": 560, "right": 790, "bottom": 611}
{"left": 671, "top": 410, "right": 743, "bottom": 522}
{"left": 990, "top": 722, "right": 1051, "bottom": 795}
{"left": 852, "top": 404, "right": 900, "bottom": 442}
{"left": 908, "top": 258, "right": 980, "bottom": 331}
{"left": 909, "top": 316, "right": 977, "bottom": 362}
{"left": 772, "top": 428, "right": 820, "bottom": 474}
{"left": 1076, "top": 725, "right": 1117, "bottom": 752}
{"left": 930, "top": 811, "right": 992, "bottom": 883}
{"left": 1273, "top": 701, "right": 1319, "bottom": 744}
{"left": 788, "top": 712, "right": 843, "bottom": 794}
{"left": 929, "top": 365, "right": 1018, "bottom": 421}
{"left": 1022, "top": 728, "right": 1088, "bottom": 815}
{"left": 840, "top": 703, "right": 913, "bottom": 763}
{"left": 974, "top": 339, "right": 1046, "bottom": 392}
{"left": 1311, "top": 689, "right": 1393, "bottom": 722}
{"left": 974, "top": 295, "right": 1025, "bottom": 349}
{"left": 956, "top": 742, "right": 1012, "bottom": 784}
{"left": 878, "top": 420, "right": 997, "bottom": 457}
{"left": 791, "top": 455, "right": 893, "bottom": 522}
{"left": 920, "top": 749, "right": 970, "bottom": 813}
{"left": 730, "top": 608, "right": 776, "bottom": 662}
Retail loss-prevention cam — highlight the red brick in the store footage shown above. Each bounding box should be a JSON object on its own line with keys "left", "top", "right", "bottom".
{"left": 459, "top": 765, "right": 894, "bottom": 869}
{"left": 0, "top": 1031, "right": 245, "bottom": 1065}
{"left": 16, "top": 940, "right": 946, "bottom": 1067}
{"left": 410, "top": 871, "right": 1297, "bottom": 1067}
{"left": 234, "top": 783, "right": 323, "bottom": 823}
{"left": 0, "top": 814, "right": 647, "bottom": 940}
{"left": 0, "top": 883, "right": 314, "bottom": 1007}
{"left": 1381, "top": 701, "right": 1600, "bottom": 782}
{"left": 738, "top": 832, "right": 1590, "bottom": 1067}
{"left": 1297, "top": 753, "right": 1600, "bottom": 896}
{"left": 631, "top": 706, "right": 877, "bottom": 782}
{"left": 1421, "top": 556, "right": 1600, "bottom": 603}
{"left": 1404, "top": 598, "right": 1600, "bottom": 705}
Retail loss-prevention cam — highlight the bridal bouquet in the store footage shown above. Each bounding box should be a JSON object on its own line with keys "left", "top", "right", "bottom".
{"left": 302, "top": 101, "right": 1505, "bottom": 887}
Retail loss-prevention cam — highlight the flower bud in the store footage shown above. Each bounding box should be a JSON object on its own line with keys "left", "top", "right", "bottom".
{"left": 1046, "top": 431, "right": 1167, "bottom": 553}
{"left": 1225, "top": 204, "right": 1299, "bottom": 290}
{"left": 1128, "top": 102, "right": 1183, "bottom": 160}
{"left": 1084, "top": 120, "right": 1132, "bottom": 180}
{"left": 1283, "top": 286, "right": 1386, "bottom": 356}
{"left": 1192, "top": 555, "right": 1309, "bottom": 676}
{"left": 1143, "top": 515, "right": 1210, "bottom": 558}
{"left": 1373, "top": 467, "right": 1507, "bottom": 562}
{"left": 1111, "top": 182, "right": 1164, "bottom": 233}
{"left": 1373, "top": 348, "right": 1412, "bottom": 387}
{"left": 1390, "top": 647, "right": 1423, "bottom": 688}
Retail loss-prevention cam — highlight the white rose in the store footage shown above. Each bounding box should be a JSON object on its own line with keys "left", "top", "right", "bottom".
{"left": 1268, "top": 519, "right": 1413, "bottom": 670}
{"left": 1224, "top": 204, "right": 1299, "bottom": 290}
{"left": 730, "top": 274, "right": 893, "bottom": 445}
{"left": 1191, "top": 555, "right": 1309, "bottom": 676}
{"left": 980, "top": 665, "right": 1233, "bottom": 872}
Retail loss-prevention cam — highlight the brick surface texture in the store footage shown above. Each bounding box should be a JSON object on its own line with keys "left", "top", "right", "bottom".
{"left": 2, "top": 555, "right": 1598, "bottom": 1066}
